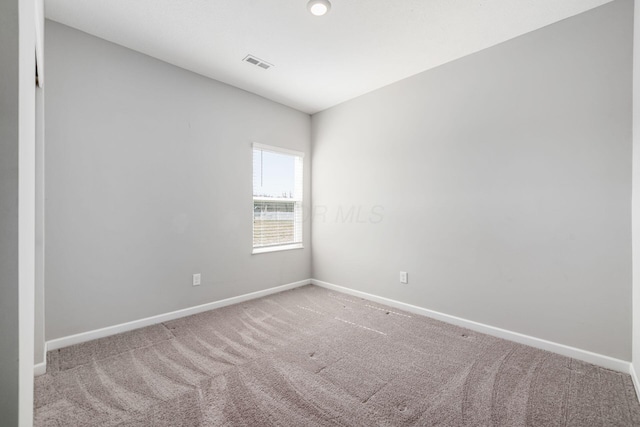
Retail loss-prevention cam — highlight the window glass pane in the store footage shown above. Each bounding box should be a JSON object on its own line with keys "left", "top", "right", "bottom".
{"left": 253, "top": 150, "right": 296, "bottom": 198}
{"left": 252, "top": 145, "right": 303, "bottom": 251}
{"left": 253, "top": 200, "right": 296, "bottom": 247}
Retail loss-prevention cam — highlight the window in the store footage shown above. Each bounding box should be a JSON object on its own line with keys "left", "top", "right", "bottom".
{"left": 252, "top": 143, "right": 304, "bottom": 253}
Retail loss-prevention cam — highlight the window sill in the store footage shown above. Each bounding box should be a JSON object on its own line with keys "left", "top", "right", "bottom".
{"left": 252, "top": 243, "right": 304, "bottom": 255}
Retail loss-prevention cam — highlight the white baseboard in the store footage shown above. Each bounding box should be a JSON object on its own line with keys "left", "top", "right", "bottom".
{"left": 311, "top": 279, "right": 631, "bottom": 374}
{"left": 34, "top": 361, "right": 46, "bottom": 376}
{"left": 33, "top": 342, "right": 47, "bottom": 376}
{"left": 38, "top": 277, "right": 634, "bottom": 382}
{"left": 631, "top": 364, "right": 640, "bottom": 400}
{"left": 46, "top": 279, "right": 311, "bottom": 352}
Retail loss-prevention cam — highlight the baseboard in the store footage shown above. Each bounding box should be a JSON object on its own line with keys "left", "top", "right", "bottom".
{"left": 33, "top": 342, "right": 47, "bottom": 376}
{"left": 33, "top": 362, "right": 46, "bottom": 377}
{"left": 47, "top": 279, "right": 311, "bottom": 351}
{"left": 631, "top": 364, "right": 640, "bottom": 400}
{"left": 34, "top": 362, "right": 46, "bottom": 376}
{"left": 311, "top": 279, "right": 631, "bottom": 373}
{"left": 41, "top": 277, "right": 632, "bottom": 377}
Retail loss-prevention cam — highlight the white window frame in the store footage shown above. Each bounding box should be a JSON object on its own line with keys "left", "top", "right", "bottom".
{"left": 252, "top": 143, "right": 304, "bottom": 254}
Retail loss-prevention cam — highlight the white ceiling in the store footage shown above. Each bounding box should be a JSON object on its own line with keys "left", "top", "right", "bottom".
{"left": 45, "top": 0, "right": 613, "bottom": 114}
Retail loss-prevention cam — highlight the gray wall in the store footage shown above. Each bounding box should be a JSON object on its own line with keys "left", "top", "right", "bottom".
{"left": 0, "top": 0, "right": 20, "bottom": 423}
{"left": 45, "top": 21, "right": 311, "bottom": 340}
{"left": 311, "top": 0, "right": 633, "bottom": 360}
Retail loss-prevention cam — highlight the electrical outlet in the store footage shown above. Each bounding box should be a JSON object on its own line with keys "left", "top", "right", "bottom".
{"left": 400, "top": 271, "right": 408, "bottom": 284}
{"left": 192, "top": 273, "right": 201, "bottom": 286}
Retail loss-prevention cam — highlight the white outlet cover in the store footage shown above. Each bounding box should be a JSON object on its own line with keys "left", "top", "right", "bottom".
{"left": 400, "top": 271, "right": 408, "bottom": 284}
{"left": 192, "top": 273, "right": 201, "bottom": 286}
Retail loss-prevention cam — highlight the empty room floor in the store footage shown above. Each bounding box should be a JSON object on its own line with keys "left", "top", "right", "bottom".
{"left": 34, "top": 285, "right": 640, "bottom": 426}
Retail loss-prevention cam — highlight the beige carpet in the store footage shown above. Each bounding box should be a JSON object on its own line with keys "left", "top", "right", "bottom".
{"left": 35, "top": 285, "right": 640, "bottom": 426}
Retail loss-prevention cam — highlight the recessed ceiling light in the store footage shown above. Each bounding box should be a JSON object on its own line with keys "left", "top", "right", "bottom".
{"left": 307, "top": 0, "right": 331, "bottom": 16}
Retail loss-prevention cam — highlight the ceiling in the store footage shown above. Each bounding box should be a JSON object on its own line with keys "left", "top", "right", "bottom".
{"left": 45, "top": 0, "right": 613, "bottom": 114}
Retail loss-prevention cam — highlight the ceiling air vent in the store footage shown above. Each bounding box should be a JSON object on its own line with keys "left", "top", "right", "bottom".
{"left": 243, "top": 55, "right": 273, "bottom": 70}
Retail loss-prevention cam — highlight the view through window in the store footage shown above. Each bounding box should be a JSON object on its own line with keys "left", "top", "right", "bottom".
{"left": 252, "top": 144, "right": 303, "bottom": 252}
